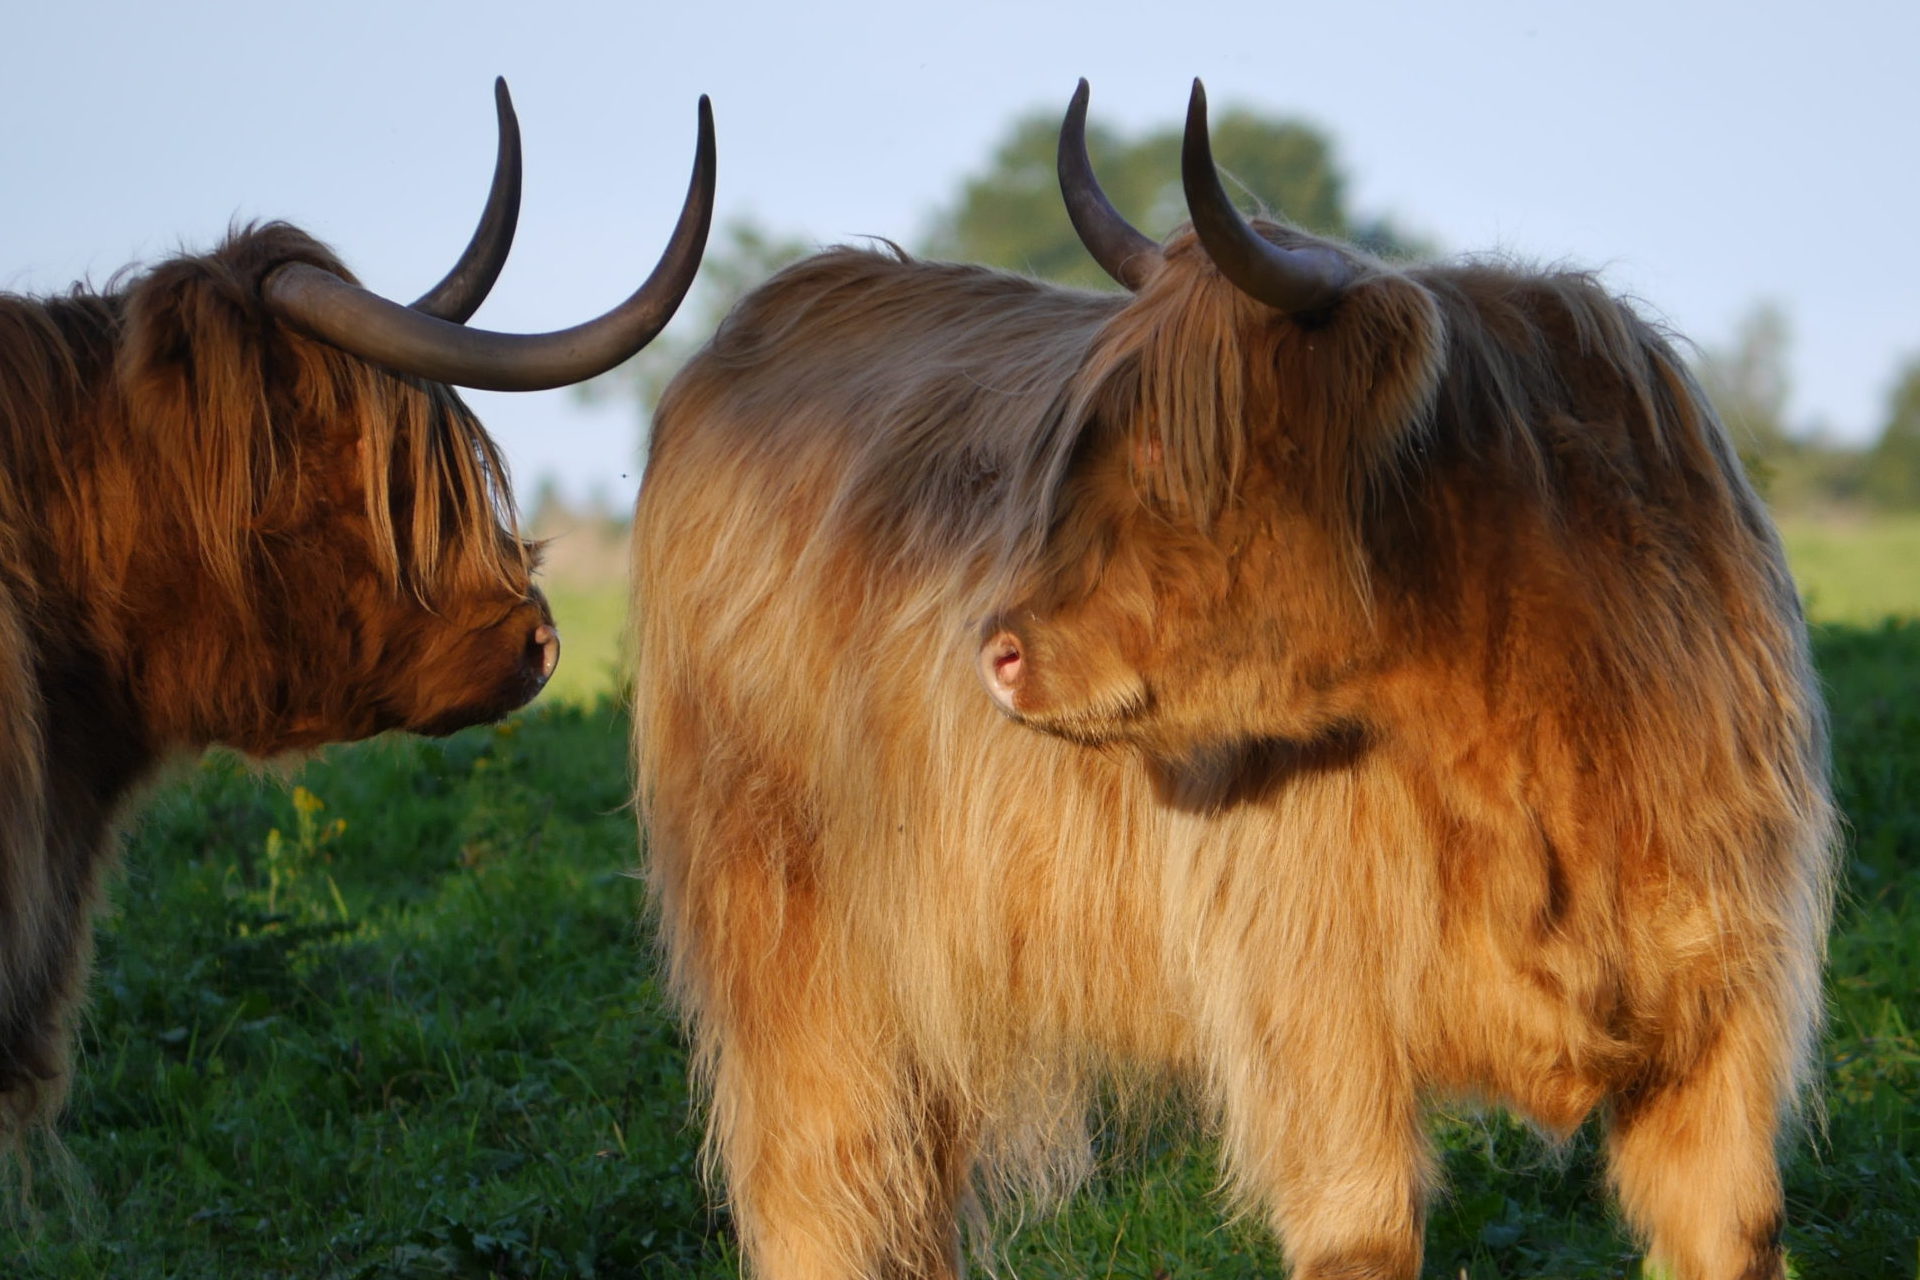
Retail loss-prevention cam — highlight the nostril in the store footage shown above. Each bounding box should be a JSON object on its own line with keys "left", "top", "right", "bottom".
{"left": 531, "top": 623, "right": 561, "bottom": 683}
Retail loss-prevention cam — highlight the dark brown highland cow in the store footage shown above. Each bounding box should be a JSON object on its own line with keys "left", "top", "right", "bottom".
{"left": 632, "top": 81, "right": 1833, "bottom": 1280}
{"left": 0, "top": 82, "right": 712, "bottom": 1140}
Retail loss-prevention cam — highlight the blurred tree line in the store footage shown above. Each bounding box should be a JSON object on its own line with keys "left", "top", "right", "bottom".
{"left": 583, "top": 97, "right": 1919, "bottom": 519}
{"left": 1698, "top": 303, "right": 1920, "bottom": 513}
{"left": 921, "top": 105, "right": 1427, "bottom": 286}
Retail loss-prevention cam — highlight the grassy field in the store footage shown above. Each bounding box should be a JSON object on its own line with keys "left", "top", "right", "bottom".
{"left": 539, "top": 581, "right": 629, "bottom": 706}
{"left": 2, "top": 521, "right": 1915, "bottom": 1278}
{"left": 1780, "top": 513, "right": 1920, "bottom": 626}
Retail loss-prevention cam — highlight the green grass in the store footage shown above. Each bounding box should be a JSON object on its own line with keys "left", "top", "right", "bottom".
{"left": 5, "top": 705, "right": 725, "bottom": 1278}
{"left": 540, "top": 581, "right": 629, "bottom": 707}
{"left": 2, "top": 538, "right": 1914, "bottom": 1275}
{"left": 1782, "top": 513, "right": 1920, "bottom": 625}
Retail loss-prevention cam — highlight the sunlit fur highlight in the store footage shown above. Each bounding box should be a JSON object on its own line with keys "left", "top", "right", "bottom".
{"left": 110, "top": 224, "right": 528, "bottom": 609}
{"left": 0, "top": 223, "right": 536, "bottom": 1141}
{"left": 632, "top": 229, "right": 1834, "bottom": 1280}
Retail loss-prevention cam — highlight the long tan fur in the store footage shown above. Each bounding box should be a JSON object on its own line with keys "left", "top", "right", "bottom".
{"left": 632, "top": 232, "right": 1834, "bottom": 1280}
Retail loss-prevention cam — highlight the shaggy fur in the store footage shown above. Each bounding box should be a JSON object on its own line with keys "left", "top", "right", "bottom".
{"left": 0, "top": 223, "right": 553, "bottom": 1138}
{"left": 631, "top": 229, "right": 1834, "bottom": 1280}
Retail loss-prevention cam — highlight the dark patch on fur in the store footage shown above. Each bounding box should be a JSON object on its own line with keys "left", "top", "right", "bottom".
{"left": 1153, "top": 722, "right": 1371, "bottom": 814}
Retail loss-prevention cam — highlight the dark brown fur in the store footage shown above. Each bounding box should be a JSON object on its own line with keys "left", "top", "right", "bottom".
{"left": 0, "top": 224, "right": 552, "bottom": 1135}
{"left": 633, "top": 231, "right": 1833, "bottom": 1279}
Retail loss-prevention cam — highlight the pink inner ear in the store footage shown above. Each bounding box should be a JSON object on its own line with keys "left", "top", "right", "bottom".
{"left": 993, "top": 642, "right": 1023, "bottom": 688}
{"left": 979, "top": 631, "right": 1025, "bottom": 713}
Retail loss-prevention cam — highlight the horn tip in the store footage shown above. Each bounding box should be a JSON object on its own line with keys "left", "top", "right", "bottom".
{"left": 696, "top": 95, "right": 716, "bottom": 157}
{"left": 1185, "top": 80, "right": 1212, "bottom": 143}
{"left": 694, "top": 96, "right": 717, "bottom": 184}
{"left": 1066, "top": 80, "right": 1091, "bottom": 130}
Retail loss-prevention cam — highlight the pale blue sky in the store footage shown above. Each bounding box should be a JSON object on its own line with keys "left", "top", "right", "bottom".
{"left": 5, "top": 0, "right": 1915, "bottom": 506}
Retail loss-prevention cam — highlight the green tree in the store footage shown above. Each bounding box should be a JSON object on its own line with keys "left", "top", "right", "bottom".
{"left": 922, "top": 103, "right": 1424, "bottom": 290}
{"left": 1693, "top": 302, "right": 1875, "bottom": 512}
{"left": 1696, "top": 301, "right": 1795, "bottom": 460}
{"left": 1864, "top": 356, "right": 1920, "bottom": 510}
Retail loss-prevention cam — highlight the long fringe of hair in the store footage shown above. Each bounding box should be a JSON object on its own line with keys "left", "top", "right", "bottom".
{"left": 113, "top": 223, "right": 527, "bottom": 606}
{"left": 0, "top": 224, "right": 524, "bottom": 622}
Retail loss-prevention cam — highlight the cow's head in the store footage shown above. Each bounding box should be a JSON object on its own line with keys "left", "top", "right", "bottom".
{"left": 94, "top": 82, "right": 714, "bottom": 755}
{"left": 977, "top": 82, "right": 1443, "bottom": 762}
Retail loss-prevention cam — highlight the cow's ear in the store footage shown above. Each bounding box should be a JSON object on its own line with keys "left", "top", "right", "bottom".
{"left": 1264, "top": 271, "right": 1443, "bottom": 481}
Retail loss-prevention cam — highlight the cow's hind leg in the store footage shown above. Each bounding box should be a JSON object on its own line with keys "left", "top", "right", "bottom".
{"left": 665, "top": 792, "right": 971, "bottom": 1279}
{"left": 1605, "top": 991, "right": 1797, "bottom": 1280}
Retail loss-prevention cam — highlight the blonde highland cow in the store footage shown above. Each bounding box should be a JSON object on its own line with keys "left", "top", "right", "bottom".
{"left": 632, "top": 81, "right": 1834, "bottom": 1280}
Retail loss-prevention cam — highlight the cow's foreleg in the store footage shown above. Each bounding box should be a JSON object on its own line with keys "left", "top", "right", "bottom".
{"left": 677, "top": 828, "right": 972, "bottom": 1280}
{"left": 1210, "top": 1006, "right": 1429, "bottom": 1279}
{"left": 706, "top": 958, "right": 974, "bottom": 1277}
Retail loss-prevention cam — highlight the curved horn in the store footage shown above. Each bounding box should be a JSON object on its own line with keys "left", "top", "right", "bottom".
{"left": 1180, "top": 79, "right": 1353, "bottom": 317}
{"left": 1057, "top": 79, "right": 1159, "bottom": 290}
{"left": 264, "top": 95, "right": 716, "bottom": 393}
{"left": 410, "top": 77, "right": 523, "bottom": 322}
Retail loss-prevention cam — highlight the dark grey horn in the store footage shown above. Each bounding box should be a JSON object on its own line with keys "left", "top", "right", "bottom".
{"left": 1181, "top": 79, "right": 1353, "bottom": 316}
{"left": 410, "top": 77, "right": 522, "bottom": 322}
{"left": 264, "top": 95, "right": 716, "bottom": 393}
{"left": 1058, "top": 79, "right": 1160, "bottom": 290}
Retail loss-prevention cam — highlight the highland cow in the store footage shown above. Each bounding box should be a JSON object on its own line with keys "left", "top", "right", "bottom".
{"left": 633, "top": 80, "right": 1834, "bottom": 1280}
{"left": 0, "top": 81, "right": 713, "bottom": 1138}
